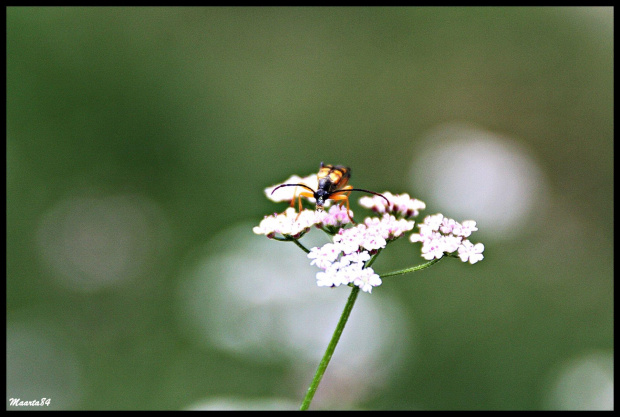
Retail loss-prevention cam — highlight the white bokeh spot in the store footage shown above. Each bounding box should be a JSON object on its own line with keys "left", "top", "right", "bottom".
{"left": 409, "top": 122, "right": 550, "bottom": 237}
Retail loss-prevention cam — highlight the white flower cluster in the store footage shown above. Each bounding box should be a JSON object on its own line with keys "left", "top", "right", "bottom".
{"left": 253, "top": 207, "right": 318, "bottom": 239}
{"left": 409, "top": 214, "right": 484, "bottom": 264}
{"left": 359, "top": 192, "right": 426, "bottom": 219}
{"left": 311, "top": 246, "right": 380, "bottom": 293}
{"left": 307, "top": 214, "right": 415, "bottom": 293}
{"left": 252, "top": 205, "right": 354, "bottom": 239}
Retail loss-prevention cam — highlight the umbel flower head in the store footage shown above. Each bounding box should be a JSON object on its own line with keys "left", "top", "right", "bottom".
{"left": 410, "top": 214, "right": 484, "bottom": 264}
{"left": 254, "top": 169, "right": 484, "bottom": 293}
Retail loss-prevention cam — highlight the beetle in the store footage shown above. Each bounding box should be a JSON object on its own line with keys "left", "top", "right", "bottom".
{"left": 271, "top": 162, "right": 389, "bottom": 222}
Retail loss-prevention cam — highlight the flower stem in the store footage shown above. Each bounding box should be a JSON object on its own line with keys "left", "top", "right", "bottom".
{"left": 290, "top": 238, "right": 311, "bottom": 254}
{"left": 380, "top": 257, "right": 443, "bottom": 278}
{"left": 300, "top": 286, "right": 360, "bottom": 410}
{"left": 272, "top": 235, "right": 311, "bottom": 253}
{"left": 364, "top": 248, "right": 383, "bottom": 269}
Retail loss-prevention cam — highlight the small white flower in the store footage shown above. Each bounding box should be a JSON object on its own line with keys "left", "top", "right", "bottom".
{"left": 424, "top": 214, "right": 444, "bottom": 231}
{"left": 340, "top": 250, "right": 371, "bottom": 267}
{"left": 317, "top": 204, "right": 353, "bottom": 228}
{"left": 439, "top": 217, "right": 458, "bottom": 235}
{"left": 352, "top": 267, "right": 382, "bottom": 293}
{"left": 337, "top": 262, "right": 363, "bottom": 286}
{"left": 459, "top": 220, "right": 478, "bottom": 238}
{"left": 409, "top": 224, "right": 437, "bottom": 244}
{"left": 308, "top": 243, "right": 341, "bottom": 269}
{"left": 361, "top": 230, "right": 387, "bottom": 252}
{"left": 334, "top": 226, "right": 366, "bottom": 255}
{"left": 458, "top": 240, "right": 485, "bottom": 264}
{"left": 409, "top": 232, "right": 423, "bottom": 243}
{"left": 442, "top": 234, "right": 463, "bottom": 254}
{"left": 316, "top": 269, "right": 339, "bottom": 287}
{"left": 315, "top": 260, "right": 362, "bottom": 288}
{"left": 420, "top": 235, "right": 446, "bottom": 260}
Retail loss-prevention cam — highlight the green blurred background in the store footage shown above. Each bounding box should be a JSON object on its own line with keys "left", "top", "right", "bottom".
{"left": 7, "top": 7, "right": 613, "bottom": 410}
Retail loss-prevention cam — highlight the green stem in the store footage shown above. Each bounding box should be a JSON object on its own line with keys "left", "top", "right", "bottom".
{"left": 290, "top": 238, "right": 310, "bottom": 254}
{"left": 364, "top": 248, "right": 382, "bottom": 269}
{"left": 272, "top": 235, "right": 311, "bottom": 253}
{"left": 300, "top": 286, "right": 361, "bottom": 411}
{"left": 379, "top": 257, "right": 443, "bottom": 278}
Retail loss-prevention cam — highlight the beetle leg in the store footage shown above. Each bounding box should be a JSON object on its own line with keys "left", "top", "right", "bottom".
{"left": 328, "top": 186, "right": 355, "bottom": 223}
{"left": 296, "top": 191, "right": 314, "bottom": 220}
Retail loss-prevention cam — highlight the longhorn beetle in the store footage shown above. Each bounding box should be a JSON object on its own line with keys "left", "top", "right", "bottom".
{"left": 271, "top": 162, "right": 389, "bottom": 222}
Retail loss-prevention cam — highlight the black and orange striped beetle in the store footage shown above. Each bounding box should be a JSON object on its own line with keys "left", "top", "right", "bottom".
{"left": 271, "top": 162, "right": 389, "bottom": 222}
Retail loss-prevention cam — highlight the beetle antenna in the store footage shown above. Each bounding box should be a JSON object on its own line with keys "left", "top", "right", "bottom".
{"left": 332, "top": 188, "right": 390, "bottom": 205}
{"left": 271, "top": 183, "right": 316, "bottom": 195}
